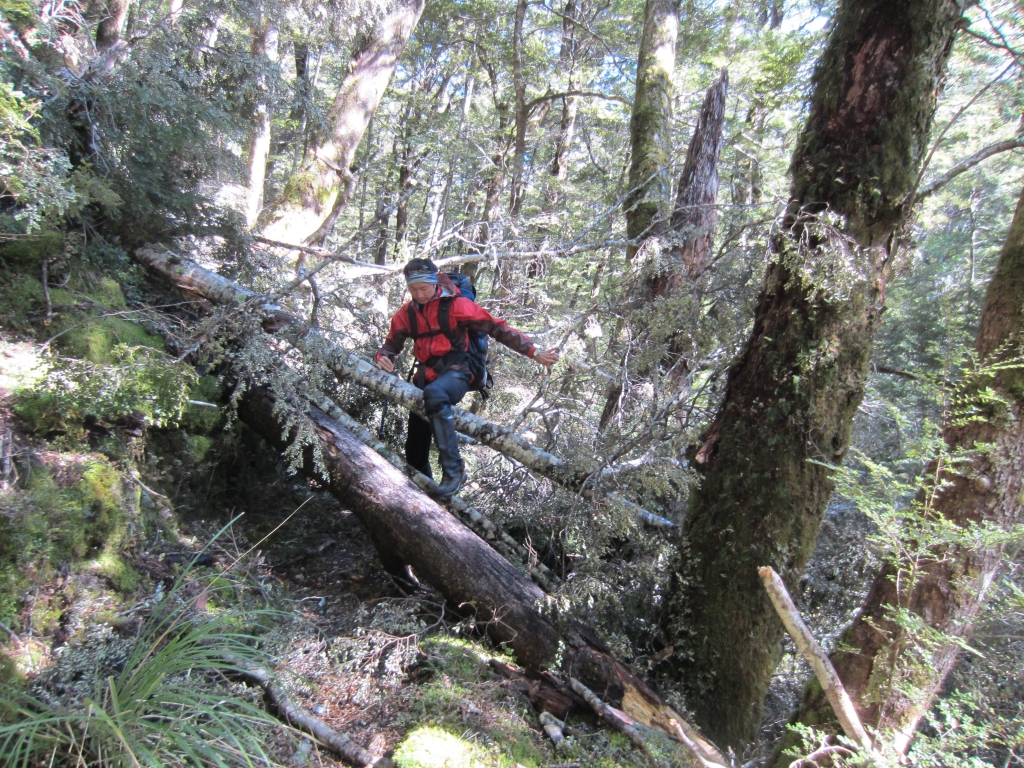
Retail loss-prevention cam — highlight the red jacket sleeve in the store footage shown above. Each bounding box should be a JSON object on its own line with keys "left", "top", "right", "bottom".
{"left": 450, "top": 298, "right": 537, "bottom": 358}
{"left": 376, "top": 304, "right": 411, "bottom": 363}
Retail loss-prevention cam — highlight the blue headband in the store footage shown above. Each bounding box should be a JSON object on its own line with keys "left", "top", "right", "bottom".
{"left": 406, "top": 273, "right": 438, "bottom": 286}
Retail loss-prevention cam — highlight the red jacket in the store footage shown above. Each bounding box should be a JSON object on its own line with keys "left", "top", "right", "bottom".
{"left": 376, "top": 284, "right": 537, "bottom": 383}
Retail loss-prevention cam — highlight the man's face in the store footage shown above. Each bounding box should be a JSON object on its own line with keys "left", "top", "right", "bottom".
{"left": 408, "top": 282, "right": 437, "bottom": 305}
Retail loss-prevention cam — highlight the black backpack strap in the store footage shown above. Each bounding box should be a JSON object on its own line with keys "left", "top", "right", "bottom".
{"left": 437, "top": 297, "right": 467, "bottom": 352}
{"left": 406, "top": 302, "right": 418, "bottom": 337}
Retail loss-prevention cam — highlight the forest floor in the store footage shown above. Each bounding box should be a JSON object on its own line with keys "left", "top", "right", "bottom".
{"left": 0, "top": 345, "right": 648, "bottom": 767}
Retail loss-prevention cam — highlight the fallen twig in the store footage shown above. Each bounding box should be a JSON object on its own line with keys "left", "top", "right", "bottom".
{"left": 0, "top": 620, "right": 22, "bottom": 644}
{"left": 230, "top": 659, "right": 393, "bottom": 767}
{"left": 540, "top": 711, "right": 566, "bottom": 748}
{"left": 669, "top": 719, "right": 730, "bottom": 768}
{"left": 1, "top": 429, "right": 13, "bottom": 491}
{"left": 567, "top": 676, "right": 651, "bottom": 756}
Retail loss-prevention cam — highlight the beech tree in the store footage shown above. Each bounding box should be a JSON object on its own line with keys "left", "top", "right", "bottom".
{"left": 784, "top": 182, "right": 1024, "bottom": 760}
{"left": 662, "top": 0, "right": 968, "bottom": 748}
{"left": 263, "top": 0, "right": 426, "bottom": 245}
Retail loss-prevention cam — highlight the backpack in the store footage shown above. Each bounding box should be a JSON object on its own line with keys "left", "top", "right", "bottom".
{"left": 405, "top": 272, "right": 494, "bottom": 398}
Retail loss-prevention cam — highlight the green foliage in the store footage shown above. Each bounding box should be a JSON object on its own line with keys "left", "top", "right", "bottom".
{"left": 0, "top": 568, "right": 295, "bottom": 768}
{"left": 17, "top": 345, "right": 197, "bottom": 433}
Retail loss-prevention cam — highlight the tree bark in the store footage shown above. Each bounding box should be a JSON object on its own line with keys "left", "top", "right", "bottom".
{"left": 263, "top": 0, "right": 425, "bottom": 245}
{"left": 624, "top": 0, "right": 679, "bottom": 260}
{"left": 549, "top": 0, "right": 582, "bottom": 184}
{"left": 662, "top": 0, "right": 964, "bottom": 748}
{"left": 787, "top": 184, "right": 1024, "bottom": 759}
{"left": 509, "top": 0, "right": 529, "bottom": 217}
{"left": 667, "top": 68, "right": 727, "bottom": 282}
{"left": 91, "top": 0, "right": 128, "bottom": 50}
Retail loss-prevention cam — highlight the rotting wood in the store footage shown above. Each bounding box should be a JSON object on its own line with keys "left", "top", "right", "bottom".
{"left": 488, "top": 658, "right": 577, "bottom": 719}
{"left": 230, "top": 658, "right": 392, "bottom": 767}
{"left": 540, "top": 711, "right": 567, "bottom": 748}
{"left": 758, "top": 566, "right": 874, "bottom": 753}
{"left": 567, "top": 677, "right": 653, "bottom": 757}
{"left": 133, "top": 245, "right": 674, "bottom": 530}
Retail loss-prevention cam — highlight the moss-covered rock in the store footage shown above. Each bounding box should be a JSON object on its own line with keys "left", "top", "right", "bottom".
{"left": 48, "top": 280, "right": 161, "bottom": 363}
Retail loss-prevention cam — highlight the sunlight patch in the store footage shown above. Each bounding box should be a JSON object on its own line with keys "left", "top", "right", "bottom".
{"left": 393, "top": 726, "right": 483, "bottom": 768}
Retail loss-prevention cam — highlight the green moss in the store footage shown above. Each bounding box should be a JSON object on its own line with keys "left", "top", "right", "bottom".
{"left": 93, "top": 553, "right": 140, "bottom": 592}
{"left": 91, "top": 277, "right": 128, "bottom": 310}
{"left": 184, "top": 435, "right": 214, "bottom": 462}
{"left": 70, "top": 459, "right": 131, "bottom": 555}
{"left": 0, "top": 273, "right": 44, "bottom": 330}
{"left": 0, "top": 230, "right": 64, "bottom": 267}
{"left": 53, "top": 313, "right": 162, "bottom": 364}
{"left": 180, "top": 376, "right": 225, "bottom": 434}
{"left": 393, "top": 727, "right": 486, "bottom": 768}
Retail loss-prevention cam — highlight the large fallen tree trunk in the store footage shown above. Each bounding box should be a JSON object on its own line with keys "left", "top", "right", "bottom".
{"left": 133, "top": 246, "right": 672, "bottom": 528}
{"left": 134, "top": 246, "right": 719, "bottom": 762}
{"left": 235, "top": 386, "right": 724, "bottom": 766}
{"left": 238, "top": 386, "right": 561, "bottom": 668}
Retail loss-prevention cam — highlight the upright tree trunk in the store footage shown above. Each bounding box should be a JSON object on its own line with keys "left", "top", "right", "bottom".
{"left": 549, "top": 0, "right": 581, "bottom": 184}
{"left": 666, "top": 67, "right": 727, "bottom": 285}
{"left": 624, "top": 0, "right": 679, "bottom": 260}
{"left": 600, "top": 71, "right": 727, "bottom": 424}
{"left": 91, "top": 0, "right": 127, "bottom": 50}
{"left": 263, "top": 0, "right": 425, "bottom": 245}
{"left": 509, "top": 0, "right": 529, "bottom": 217}
{"left": 662, "top": 0, "right": 964, "bottom": 748}
{"left": 245, "top": 21, "right": 278, "bottom": 229}
{"left": 786, "top": 185, "right": 1024, "bottom": 759}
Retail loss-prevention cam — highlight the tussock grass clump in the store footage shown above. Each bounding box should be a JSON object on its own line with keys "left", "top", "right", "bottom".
{"left": 0, "top": 568, "right": 296, "bottom": 768}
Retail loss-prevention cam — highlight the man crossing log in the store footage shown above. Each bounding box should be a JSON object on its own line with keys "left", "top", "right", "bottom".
{"left": 375, "top": 258, "right": 558, "bottom": 496}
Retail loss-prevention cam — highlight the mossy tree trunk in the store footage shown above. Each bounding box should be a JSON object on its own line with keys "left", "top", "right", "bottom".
{"left": 661, "top": 0, "right": 965, "bottom": 749}
{"left": 263, "top": 0, "right": 425, "bottom": 246}
{"left": 784, "top": 184, "right": 1024, "bottom": 759}
{"left": 624, "top": 0, "right": 678, "bottom": 261}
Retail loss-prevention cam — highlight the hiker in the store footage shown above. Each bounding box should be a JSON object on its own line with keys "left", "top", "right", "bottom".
{"left": 376, "top": 258, "right": 558, "bottom": 497}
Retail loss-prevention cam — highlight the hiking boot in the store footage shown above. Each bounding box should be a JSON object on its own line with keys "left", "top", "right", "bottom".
{"left": 430, "top": 406, "right": 464, "bottom": 497}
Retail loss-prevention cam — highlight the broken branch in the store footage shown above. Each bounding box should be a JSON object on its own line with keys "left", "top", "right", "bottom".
{"left": 758, "top": 566, "right": 874, "bottom": 753}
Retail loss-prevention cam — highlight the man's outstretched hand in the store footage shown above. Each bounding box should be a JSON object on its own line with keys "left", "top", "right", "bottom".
{"left": 376, "top": 356, "right": 395, "bottom": 374}
{"left": 534, "top": 349, "right": 559, "bottom": 368}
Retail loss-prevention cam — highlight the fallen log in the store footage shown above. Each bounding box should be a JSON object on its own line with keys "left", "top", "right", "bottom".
{"left": 238, "top": 386, "right": 562, "bottom": 669}
{"left": 134, "top": 246, "right": 674, "bottom": 529}
{"left": 230, "top": 657, "right": 392, "bottom": 767}
{"left": 235, "top": 384, "right": 721, "bottom": 761}
{"left": 311, "top": 394, "right": 562, "bottom": 592}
